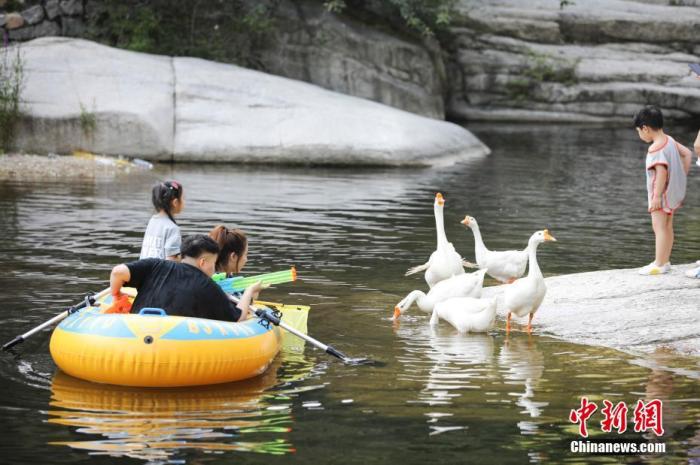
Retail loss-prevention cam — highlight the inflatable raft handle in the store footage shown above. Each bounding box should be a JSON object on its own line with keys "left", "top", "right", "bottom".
{"left": 138, "top": 308, "right": 168, "bottom": 316}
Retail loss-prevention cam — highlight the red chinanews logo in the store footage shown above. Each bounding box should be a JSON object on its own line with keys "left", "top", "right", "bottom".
{"left": 569, "top": 398, "right": 664, "bottom": 437}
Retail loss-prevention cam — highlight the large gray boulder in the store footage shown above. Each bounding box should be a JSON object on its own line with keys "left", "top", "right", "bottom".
{"left": 483, "top": 264, "right": 700, "bottom": 356}
{"left": 15, "top": 38, "right": 174, "bottom": 160}
{"left": 13, "top": 37, "right": 489, "bottom": 166}
{"left": 253, "top": 0, "right": 447, "bottom": 120}
{"left": 448, "top": 0, "right": 700, "bottom": 122}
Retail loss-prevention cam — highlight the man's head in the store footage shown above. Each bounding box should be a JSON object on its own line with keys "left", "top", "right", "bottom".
{"left": 633, "top": 106, "right": 664, "bottom": 143}
{"left": 181, "top": 234, "right": 220, "bottom": 277}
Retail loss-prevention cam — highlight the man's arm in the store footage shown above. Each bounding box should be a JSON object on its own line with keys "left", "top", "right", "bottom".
{"left": 110, "top": 264, "right": 131, "bottom": 297}
{"left": 694, "top": 129, "right": 700, "bottom": 159}
{"left": 235, "top": 282, "right": 267, "bottom": 321}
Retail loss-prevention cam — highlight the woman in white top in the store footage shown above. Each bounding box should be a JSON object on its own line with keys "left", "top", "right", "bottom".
{"left": 140, "top": 181, "right": 185, "bottom": 261}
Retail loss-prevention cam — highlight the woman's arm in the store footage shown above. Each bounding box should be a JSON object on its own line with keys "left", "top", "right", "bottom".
{"left": 694, "top": 129, "right": 700, "bottom": 158}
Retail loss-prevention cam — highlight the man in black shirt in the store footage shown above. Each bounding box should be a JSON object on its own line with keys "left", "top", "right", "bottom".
{"left": 109, "top": 234, "right": 263, "bottom": 322}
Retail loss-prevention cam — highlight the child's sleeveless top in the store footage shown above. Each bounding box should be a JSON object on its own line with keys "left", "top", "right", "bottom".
{"left": 645, "top": 136, "right": 686, "bottom": 214}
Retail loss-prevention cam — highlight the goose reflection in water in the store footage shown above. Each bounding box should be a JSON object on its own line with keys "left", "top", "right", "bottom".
{"left": 396, "top": 322, "right": 497, "bottom": 436}
{"left": 47, "top": 348, "right": 316, "bottom": 462}
{"left": 498, "top": 336, "right": 547, "bottom": 434}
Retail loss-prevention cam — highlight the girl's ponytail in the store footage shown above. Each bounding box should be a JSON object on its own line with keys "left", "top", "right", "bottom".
{"left": 151, "top": 181, "right": 183, "bottom": 225}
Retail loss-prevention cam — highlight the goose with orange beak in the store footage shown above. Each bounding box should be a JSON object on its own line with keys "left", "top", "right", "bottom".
{"left": 406, "top": 193, "right": 473, "bottom": 288}
{"left": 393, "top": 268, "right": 488, "bottom": 320}
{"left": 460, "top": 215, "right": 528, "bottom": 284}
{"left": 502, "top": 229, "right": 556, "bottom": 334}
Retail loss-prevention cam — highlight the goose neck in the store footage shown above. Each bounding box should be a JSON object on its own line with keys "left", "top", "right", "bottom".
{"left": 471, "top": 223, "right": 488, "bottom": 257}
{"left": 527, "top": 241, "right": 542, "bottom": 278}
{"left": 434, "top": 205, "right": 448, "bottom": 248}
{"left": 406, "top": 290, "right": 428, "bottom": 312}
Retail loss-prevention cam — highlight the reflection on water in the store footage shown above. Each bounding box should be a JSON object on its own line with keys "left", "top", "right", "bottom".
{"left": 500, "top": 337, "right": 546, "bottom": 419}
{"left": 395, "top": 321, "right": 548, "bottom": 437}
{"left": 47, "top": 348, "right": 316, "bottom": 461}
{"left": 499, "top": 337, "right": 547, "bottom": 435}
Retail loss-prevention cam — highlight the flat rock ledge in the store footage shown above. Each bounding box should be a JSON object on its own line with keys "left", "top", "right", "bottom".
{"left": 0, "top": 153, "right": 149, "bottom": 181}
{"left": 447, "top": 0, "right": 700, "bottom": 123}
{"left": 11, "top": 37, "right": 489, "bottom": 167}
{"left": 483, "top": 263, "right": 700, "bottom": 357}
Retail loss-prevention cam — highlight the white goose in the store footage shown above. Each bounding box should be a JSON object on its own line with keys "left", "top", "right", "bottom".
{"left": 406, "top": 193, "right": 472, "bottom": 288}
{"left": 503, "top": 229, "right": 556, "bottom": 334}
{"left": 461, "top": 215, "right": 528, "bottom": 283}
{"left": 393, "top": 269, "right": 488, "bottom": 320}
{"left": 429, "top": 296, "right": 498, "bottom": 333}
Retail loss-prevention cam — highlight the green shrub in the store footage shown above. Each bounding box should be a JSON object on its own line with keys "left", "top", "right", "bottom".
{"left": 86, "top": 1, "right": 278, "bottom": 68}
{"left": 79, "top": 101, "right": 97, "bottom": 138}
{"left": 0, "top": 45, "right": 23, "bottom": 153}
{"left": 505, "top": 78, "right": 532, "bottom": 102}
{"left": 507, "top": 51, "right": 579, "bottom": 100}
{"left": 560, "top": 0, "right": 575, "bottom": 9}
{"left": 324, "top": 0, "right": 457, "bottom": 37}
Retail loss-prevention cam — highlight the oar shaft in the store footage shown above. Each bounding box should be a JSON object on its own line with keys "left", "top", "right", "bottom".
{"left": 2, "top": 287, "right": 110, "bottom": 351}
{"left": 255, "top": 307, "right": 351, "bottom": 361}
{"left": 226, "top": 294, "right": 350, "bottom": 362}
{"left": 276, "top": 317, "right": 327, "bottom": 351}
{"left": 2, "top": 310, "right": 69, "bottom": 351}
{"left": 19, "top": 311, "right": 70, "bottom": 340}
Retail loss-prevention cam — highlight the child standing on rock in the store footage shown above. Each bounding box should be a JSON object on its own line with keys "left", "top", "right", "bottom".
{"left": 686, "top": 129, "right": 700, "bottom": 278}
{"left": 633, "top": 106, "right": 692, "bottom": 275}
{"left": 139, "top": 181, "right": 184, "bottom": 261}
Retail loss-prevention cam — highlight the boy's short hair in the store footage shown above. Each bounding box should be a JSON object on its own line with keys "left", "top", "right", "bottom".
{"left": 181, "top": 234, "right": 219, "bottom": 258}
{"left": 633, "top": 105, "right": 664, "bottom": 130}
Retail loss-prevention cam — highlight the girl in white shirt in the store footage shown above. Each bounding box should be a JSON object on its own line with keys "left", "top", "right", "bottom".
{"left": 140, "top": 181, "right": 185, "bottom": 261}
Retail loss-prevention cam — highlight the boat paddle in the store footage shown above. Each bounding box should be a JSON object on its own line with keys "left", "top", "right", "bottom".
{"left": 229, "top": 294, "right": 372, "bottom": 365}
{"left": 2, "top": 287, "right": 112, "bottom": 351}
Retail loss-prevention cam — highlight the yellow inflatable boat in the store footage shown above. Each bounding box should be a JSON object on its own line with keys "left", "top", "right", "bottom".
{"left": 49, "top": 290, "right": 307, "bottom": 387}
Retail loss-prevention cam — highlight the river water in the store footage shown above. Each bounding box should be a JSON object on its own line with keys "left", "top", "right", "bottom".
{"left": 0, "top": 124, "right": 699, "bottom": 464}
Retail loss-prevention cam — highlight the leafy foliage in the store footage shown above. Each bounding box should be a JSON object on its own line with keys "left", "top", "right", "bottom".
{"left": 79, "top": 101, "right": 97, "bottom": 138}
{"left": 0, "top": 45, "right": 23, "bottom": 153}
{"left": 324, "top": 0, "right": 457, "bottom": 37}
{"left": 86, "top": 0, "right": 279, "bottom": 67}
{"left": 507, "top": 51, "right": 579, "bottom": 101}
{"left": 84, "top": 0, "right": 457, "bottom": 69}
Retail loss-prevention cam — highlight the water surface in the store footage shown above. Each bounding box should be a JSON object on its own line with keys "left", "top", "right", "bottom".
{"left": 1, "top": 124, "right": 699, "bottom": 464}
